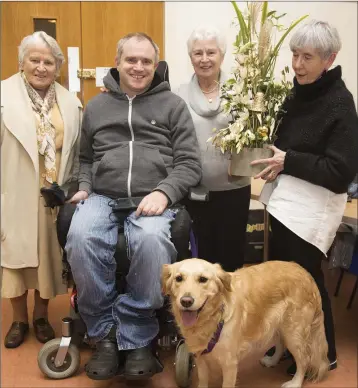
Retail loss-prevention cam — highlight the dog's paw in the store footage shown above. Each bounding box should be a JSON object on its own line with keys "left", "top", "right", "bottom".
{"left": 281, "top": 380, "right": 302, "bottom": 388}
{"left": 260, "top": 355, "right": 278, "bottom": 368}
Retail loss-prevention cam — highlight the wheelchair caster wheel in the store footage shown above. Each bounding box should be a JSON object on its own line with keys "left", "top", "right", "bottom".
{"left": 38, "top": 338, "right": 80, "bottom": 379}
{"left": 175, "top": 342, "right": 193, "bottom": 388}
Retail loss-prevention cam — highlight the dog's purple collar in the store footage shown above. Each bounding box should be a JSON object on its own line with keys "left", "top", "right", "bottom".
{"left": 201, "top": 305, "right": 225, "bottom": 355}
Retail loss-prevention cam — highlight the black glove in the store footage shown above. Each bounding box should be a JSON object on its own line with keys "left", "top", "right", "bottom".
{"left": 40, "top": 182, "right": 66, "bottom": 208}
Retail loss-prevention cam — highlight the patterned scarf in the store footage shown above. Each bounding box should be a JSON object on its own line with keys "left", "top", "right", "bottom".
{"left": 21, "top": 72, "right": 57, "bottom": 183}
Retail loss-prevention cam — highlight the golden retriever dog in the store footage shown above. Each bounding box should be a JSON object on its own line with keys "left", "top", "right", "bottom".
{"left": 162, "top": 259, "right": 329, "bottom": 388}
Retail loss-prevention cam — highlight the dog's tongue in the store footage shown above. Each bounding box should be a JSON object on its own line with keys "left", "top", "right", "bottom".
{"left": 181, "top": 310, "right": 197, "bottom": 327}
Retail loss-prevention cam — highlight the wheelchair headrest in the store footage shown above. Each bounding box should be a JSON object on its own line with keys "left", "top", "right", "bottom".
{"left": 156, "top": 61, "right": 170, "bottom": 87}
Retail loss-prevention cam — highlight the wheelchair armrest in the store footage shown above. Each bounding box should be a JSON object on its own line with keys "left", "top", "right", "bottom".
{"left": 188, "top": 184, "right": 209, "bottom": 202}
{"left": 171, "top": 208, "right": 191, "bottom": 260}
{"left": 65, "top": 181, "right": 79, "bottom": 201}
{"left": 40, "top": 181, "right": 79, "bottom": 208}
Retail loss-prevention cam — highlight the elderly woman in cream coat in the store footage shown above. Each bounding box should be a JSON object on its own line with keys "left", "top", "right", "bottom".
{"left": 1, "top": 31, "right": 82, "bottom": 348}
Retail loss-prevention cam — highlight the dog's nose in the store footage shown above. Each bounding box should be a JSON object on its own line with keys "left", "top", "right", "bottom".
{"left": 180, "top": 296, "right": 194, "bottom": 308}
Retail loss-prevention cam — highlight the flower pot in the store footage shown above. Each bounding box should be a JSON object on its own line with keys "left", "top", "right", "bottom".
{"left": 230, "top": 147, "right": 274, "bottom": 177}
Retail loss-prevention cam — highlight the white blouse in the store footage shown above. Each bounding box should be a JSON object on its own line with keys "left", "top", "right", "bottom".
{"left": 259, "top": 174, "right": 347, "bottom": 255}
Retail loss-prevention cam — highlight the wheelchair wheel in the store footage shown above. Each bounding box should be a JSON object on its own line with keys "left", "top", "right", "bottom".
{"left": 38, "top": 338, "right": 80, "bottom": 379}
{"left": 175, "top": 342, "right": 193, "bottom": 388}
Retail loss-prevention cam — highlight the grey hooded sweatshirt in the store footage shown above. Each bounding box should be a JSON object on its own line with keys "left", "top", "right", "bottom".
{"left": 78, "top": 69, "right": 202, "bottom": 204}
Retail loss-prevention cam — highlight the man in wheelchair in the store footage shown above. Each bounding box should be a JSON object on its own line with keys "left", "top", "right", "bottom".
{"left": 65, "top": 32, "right": 201, "bottom": 380}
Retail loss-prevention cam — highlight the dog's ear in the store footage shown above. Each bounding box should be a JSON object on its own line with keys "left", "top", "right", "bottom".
{"left": 161, "top": 264, "right": 173, "bottom": 295}
{"left": 214, "top": 263, "right": 233, "bottom": 293}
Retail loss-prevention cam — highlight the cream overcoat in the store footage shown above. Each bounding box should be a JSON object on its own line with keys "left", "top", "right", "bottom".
{"left": 1, "top": 73, "right": 82, "bottom": 269}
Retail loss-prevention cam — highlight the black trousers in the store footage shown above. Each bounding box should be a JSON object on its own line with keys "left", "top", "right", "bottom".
{"left": 270, "top": 216, "right": 337, "bottom": 361}
{"left": 186, "top": 185, "right": 251, "bottom": 272}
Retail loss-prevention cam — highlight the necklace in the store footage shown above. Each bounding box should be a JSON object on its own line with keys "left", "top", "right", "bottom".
{"left": 200, "top": 84, "right": 219, "bottom": 94}
{"left": 200, "top": 84, "right": 219, "bottom": 103}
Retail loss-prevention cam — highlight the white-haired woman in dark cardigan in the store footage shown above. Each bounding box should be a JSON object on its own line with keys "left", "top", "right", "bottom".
{"left": 252, "top": 20, "right": 358, "bottom": 377}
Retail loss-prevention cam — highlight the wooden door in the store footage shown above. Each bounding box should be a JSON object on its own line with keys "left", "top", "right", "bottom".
{"left": 1, "top": 2, "right": 165, "bottom": 106}
{"left": 80, "top": 2, "right": 164, "bottom": 104}
{"left": 0, "top": 2, "right": 82, "bottom": 90}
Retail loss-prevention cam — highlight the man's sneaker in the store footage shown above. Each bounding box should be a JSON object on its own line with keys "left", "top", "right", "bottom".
{"left": 124, "top": 345, "right": 163, "bottom": 380}
{"left": 85, "top": 327, "right": 121, "bottom": 380}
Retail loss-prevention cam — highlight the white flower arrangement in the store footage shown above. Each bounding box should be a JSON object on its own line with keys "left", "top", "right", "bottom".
{"left": 210, "top": 2, "right": 308, "bottom": 154}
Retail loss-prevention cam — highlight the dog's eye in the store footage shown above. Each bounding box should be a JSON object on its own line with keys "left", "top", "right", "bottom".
{"left": 199, "top": 276, "right": 208, "bottom": 283}
{"left": 175, "top": 275, "right": 183, "bottom": 282}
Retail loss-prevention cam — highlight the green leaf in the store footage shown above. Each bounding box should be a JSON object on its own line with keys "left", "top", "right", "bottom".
{"left": 236, "top": 30, "right": 243, "bottom": 47}
{"left": 231, "top": 1, "right": 249, "bottom": 44}
{"left": 261, "top": 2, "right": 268, "bottom": 25}
{"left": 266, "top": 10, "right": 276, "bottom": 18}
{"left": 273, "top": 12, "right": 287, "bottom": 20}
{"left": 272, "top": 14, "right": 309, "bottom": 57}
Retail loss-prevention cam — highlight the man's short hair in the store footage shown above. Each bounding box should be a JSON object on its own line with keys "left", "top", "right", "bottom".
{"left": 116, "top": 32, "right": 160, "bottom": 64}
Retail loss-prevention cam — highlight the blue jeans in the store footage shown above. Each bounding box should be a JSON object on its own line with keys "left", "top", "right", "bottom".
{"left": 65, "top": 194, "right": 177, "bottom": 350}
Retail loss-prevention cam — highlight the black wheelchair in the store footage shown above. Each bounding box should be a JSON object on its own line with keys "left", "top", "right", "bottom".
{"left": 37, "top": 184, "right": 208, "bottom": 387}
{"left": 36, "top": 61, "right": 206, "bottom": 386}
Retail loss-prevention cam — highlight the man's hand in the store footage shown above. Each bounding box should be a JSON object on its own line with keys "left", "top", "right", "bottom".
{"left": 135, "top": 191, "right": 169, "bottom": 217}
{"left": 250, "top": 145, "right": 286, "bottom": 181}
{"left": 67, "top": 190, "right": 89, "bottom": 204}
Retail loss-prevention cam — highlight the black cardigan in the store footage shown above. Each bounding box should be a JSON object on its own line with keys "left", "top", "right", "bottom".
{"left": 275, "top": 66, "right": 358, "bottom": 194}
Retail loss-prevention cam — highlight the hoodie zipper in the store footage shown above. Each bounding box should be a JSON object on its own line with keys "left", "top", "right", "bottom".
{"left": 127, "top": 96, "right": 135, "bottom": 197}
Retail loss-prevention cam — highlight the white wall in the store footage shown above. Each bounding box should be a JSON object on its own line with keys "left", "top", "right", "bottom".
{"left": 165, "top": 1, "right": 357, "bottom": 106}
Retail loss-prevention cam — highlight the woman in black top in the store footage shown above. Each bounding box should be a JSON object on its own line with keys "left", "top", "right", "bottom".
{"left": 252, "top": 20, "right": 358, "bottom": 377}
